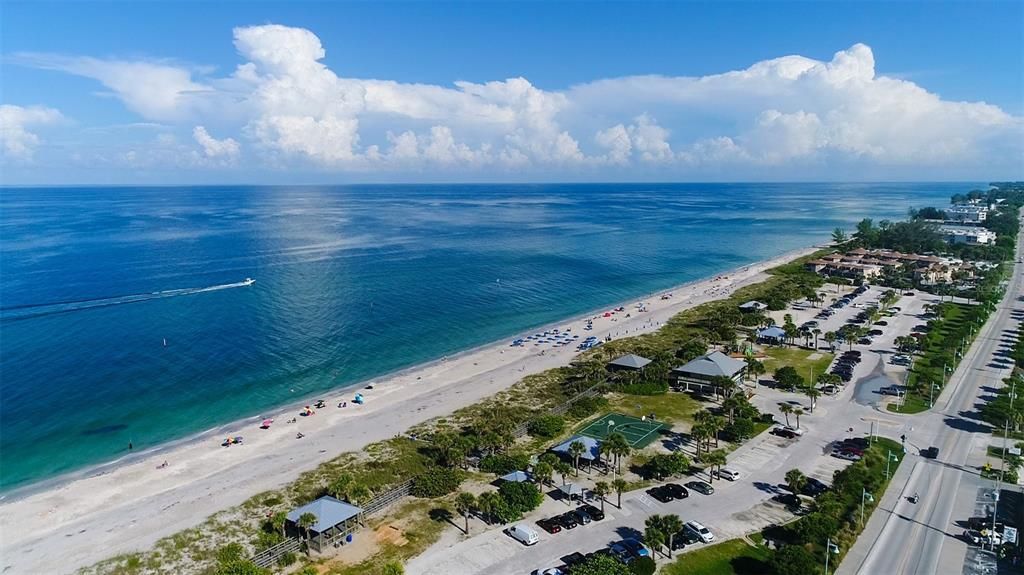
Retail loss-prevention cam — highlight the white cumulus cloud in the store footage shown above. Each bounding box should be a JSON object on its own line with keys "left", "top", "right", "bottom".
{"left": 10, "top": 32, "right": 1023, "bottom": 179}
{"left": 192, "top": 126, "right": 240, "bottom": 161}
{"left": 0, "top": 104, "right": 63, "bottom": 160}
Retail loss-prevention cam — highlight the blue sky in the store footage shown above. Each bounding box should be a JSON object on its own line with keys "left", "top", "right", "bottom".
{"left": 1, "top": 1, "right": 1022, "bottom": 184}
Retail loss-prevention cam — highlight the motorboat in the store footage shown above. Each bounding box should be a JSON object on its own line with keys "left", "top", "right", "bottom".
{"left": 242, "top": 278, "right": 256, "bottom": 286}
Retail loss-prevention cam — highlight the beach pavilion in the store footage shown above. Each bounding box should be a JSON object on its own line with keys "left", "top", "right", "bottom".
{"left": 606, "top": 354, "right": 652, "bottom": 373}
{"left": 739, "top": 300, "right": 769, "bottom": 312}
{"left": 671, "top": 351, "right": 746, "bottom": 396}
{"left": 756, "top": 326, "right": 787, "bottom": 345}
{"left": 498, "top": 470, "right": 531, "bottom": 484}
{"left": 286, "top": 496, "right": 364, "bottom": 553}
{"left": 550, "top": 435, "right": 602, "bottom": 472}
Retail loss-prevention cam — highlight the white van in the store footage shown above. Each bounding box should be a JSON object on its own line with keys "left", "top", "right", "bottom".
{"left": 718, "top": 468, "right": 741, "bottom": 481}
{"left": 685, "top": 520, "right": 715, "bottom": 543}
{"left": 507, "top": 524, "right": 539, "bottom": 546}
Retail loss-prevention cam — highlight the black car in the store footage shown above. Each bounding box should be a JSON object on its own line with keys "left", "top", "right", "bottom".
{"left": 801, "top": 477, "right": 829, "bottom": 496}
{"left": 921, "top": 446, "right": 939, "bottom": 459}
{"left": 772, "top": 427, "right": 798, "bottom": 439}
{"left": 841, "top": 437, "right": 870, "bottom": 449}
{"left": 664, "top": 483, "right": 690, "bottom": 499}
{"left": 557, "top": 513, "right": 579, "bottom": 529}
{"left": 562, "top": 552, "right": 587, "bottom": 566}
{"left": 773, "top": 493, "right": 801, "bottom": 508}
{"left": 573, "top": 508, "right": 592, "bottom": 525}
{"left": 646, "top": 486, "right": 674, "bottom": 503}
{"left": 537, "top": 517, "right": 562, "bottom": 534}
{"left": 686, "top": 481, "right": 715, "bottom": 495}
{"left": 843, "top": 350, "right": 863, "bottom": 357}
{"left": 868, "top": 329, "right": 884, "bottom": 336}
{"left": 578, "top": 503, "right": 604, "bottom": 521}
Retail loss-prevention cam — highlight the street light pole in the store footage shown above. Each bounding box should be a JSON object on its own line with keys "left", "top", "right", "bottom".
{"left": 824, "top": 537, "right": 839, "bottom": 575}
{"left": 860, "top": 487, "right": 867, "bottom": 525}
{"left": 993, "top": 418, "right": 1009, "bottom": 550}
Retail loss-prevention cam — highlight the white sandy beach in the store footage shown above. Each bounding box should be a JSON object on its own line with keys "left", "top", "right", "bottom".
{"left": 0, "top": 246, "right": 818, "bottom": 575}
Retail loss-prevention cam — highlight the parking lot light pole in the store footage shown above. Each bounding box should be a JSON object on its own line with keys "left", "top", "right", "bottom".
{"left": 885, "top": 451, "right": 900, "bottom": 480}
{"left": 824, "top": 537, "right": 840, "bottom": 575}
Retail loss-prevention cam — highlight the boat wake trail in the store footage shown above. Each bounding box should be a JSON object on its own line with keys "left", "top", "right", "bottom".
{"left": 1, "top": 279, "right": 255, "bottom": 322}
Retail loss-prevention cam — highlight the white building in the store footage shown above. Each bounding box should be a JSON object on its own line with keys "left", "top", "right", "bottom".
{"left": 945, "top": 205, "right": 988, "bottom": 223}
{"left": 938, "top": 225, "right": 997, "bottom": 245}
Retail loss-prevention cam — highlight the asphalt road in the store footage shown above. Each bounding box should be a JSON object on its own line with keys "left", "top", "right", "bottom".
{"left": 839, "top": 222, "right": 1024, "bottom": 575}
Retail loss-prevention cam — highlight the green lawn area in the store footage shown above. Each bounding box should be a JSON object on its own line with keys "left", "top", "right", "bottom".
{"left": 661, "top": 539, "right": 771, "bottom": 575}
{"left": 886, "top": 394, "right": 930, "bottom": 414}
{"left": 760, "top": 347, "right": 835, "bottom": 380}
{"left": 606, "top": 391, "right": 700, "bottom": 427}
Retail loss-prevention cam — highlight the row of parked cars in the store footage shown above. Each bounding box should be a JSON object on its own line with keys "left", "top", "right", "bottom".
{"left": 533, "top": 503, "right": 605, "bottom": 535}
{"left": 529, "top": 538, "right": 652, "bottom": 575}
{"left": 645, "top": 479, "right": 720, "bottom": 502}
{"left": 830, "top": 350, "right": 862, "bottom": 383}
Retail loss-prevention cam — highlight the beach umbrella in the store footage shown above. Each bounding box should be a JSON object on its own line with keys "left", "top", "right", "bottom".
{"left": 261, "top": 419, "right": 273, "bottom": 428}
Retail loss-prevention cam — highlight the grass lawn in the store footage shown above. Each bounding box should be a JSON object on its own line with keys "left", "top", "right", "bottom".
{"left": 886, "top": 394, "right": 930, "bottom": 414}
{"left": 760, "top": 347, "right": 835, "bottom": 381}
{"left": 606, "top": 391, "right": 701, "bottom": 427}
{"left": 661, "top": 539, "right": 771, "bottom": 575}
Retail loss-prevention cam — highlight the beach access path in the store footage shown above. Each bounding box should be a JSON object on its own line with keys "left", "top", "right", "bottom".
{"left": 0, "top": 246, "right": 817, "bottom": 575}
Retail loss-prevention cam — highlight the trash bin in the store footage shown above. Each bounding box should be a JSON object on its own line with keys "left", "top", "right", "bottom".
{"left": 346, "top": 533, "right": 353, "bottom": 543}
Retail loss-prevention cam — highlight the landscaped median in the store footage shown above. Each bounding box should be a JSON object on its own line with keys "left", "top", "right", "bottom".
{"left": 659, "top": 437, "right": 904, "bottom": 575}
{"left": 888, "top": 300, "right": 997, "bottom": 414}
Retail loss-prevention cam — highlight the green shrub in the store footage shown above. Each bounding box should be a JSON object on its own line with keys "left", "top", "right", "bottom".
{"left": 629, "top": 556, "right": 656, "bottom": 575}
{"left": 479, "top": 453, "right": 531, "bottom": 475}
{"left": 410, "top": 467, "right": 463, "bottom": 498}
{"left": 498, "top": 481, "right": 544, "bottom": 515}
{"left": 568, "top": 396, "right": 608, "bottom": 419}
{"left": 722, "top": 418, "right": 756, "bottom": 441}
{"left": 618, "top": 381, "right": 668, "bottom": 396}
{"left": 276, "top": 551, "right": 296, "bottom": 567}
{"left": 642, "top": 452, "right": 690, "bottom": 479}
{"left": 769, "top": 544, "right": 818, "bottom": 575}
{"left": 527, "top": 414, "right": 565, "bottom": 438}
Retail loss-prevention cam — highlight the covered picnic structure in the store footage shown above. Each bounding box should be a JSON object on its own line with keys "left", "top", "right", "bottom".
{"left": 756, "top": 326, "right": 787, "bottom": 344}
{"left": 671, "top": 350, "right": 746, "bottom": 395}
{"left": 286, "top": 496, "right": 365, "bottom": 553}
{"left": 606, "top": 353, "right": 652, "bottom": 372}
{"left": 739, "top": 300, "right": 768, "bottom": 312}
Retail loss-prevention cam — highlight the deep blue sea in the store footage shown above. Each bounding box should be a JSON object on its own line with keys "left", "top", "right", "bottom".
{"left": 0, "top": 183, "right": 962, "bottom": 489}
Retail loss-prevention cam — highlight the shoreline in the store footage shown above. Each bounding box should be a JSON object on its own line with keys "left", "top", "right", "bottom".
{"left": 0, "top": 244, "right": 820, "bottom": 575}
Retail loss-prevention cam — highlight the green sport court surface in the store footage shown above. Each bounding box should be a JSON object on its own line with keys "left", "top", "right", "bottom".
{"left": 577, "top": 412, "right": 667, "bottom": 449}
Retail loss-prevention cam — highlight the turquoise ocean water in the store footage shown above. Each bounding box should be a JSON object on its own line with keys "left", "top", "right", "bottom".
{"left": 0, "top": 183, "right": 961, "bottom": 490}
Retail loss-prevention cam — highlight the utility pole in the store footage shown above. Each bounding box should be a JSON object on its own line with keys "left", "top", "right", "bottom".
{"left": 886, "top": 450, "right": 899, "bottom": 480}
{"left": 860, "top": 487, "right": 868, "bottom": 525}
{"left": 993, "top": 417, "right": 1009, "bottom": 550}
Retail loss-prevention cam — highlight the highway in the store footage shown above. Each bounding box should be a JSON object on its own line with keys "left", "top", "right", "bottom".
{"left": 840, "top": 222, "right": 1024, "bottom": 575}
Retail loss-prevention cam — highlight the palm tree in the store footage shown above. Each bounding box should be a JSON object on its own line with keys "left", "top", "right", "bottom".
{"left": 477, "top": 491, "right": 499, "bottom": 525}
{"left": 779, "top": 404, "right": 793, "bottom": 427}
{"left": 612, "top": 478, "right": 628, "bottom": 509}
{"left": 824, "top": 331, "right": 837, "bottom": 351}
{"left": 722, "top": 394, "right": 744, "bottom": 425}
{"left": 271, "top": 511, "right": 287, "bottom": 538}
{"left": 698, "top": 452, "right": 716, "bottom": 482}
{"left": 805, "top": 387, "right": 820, "bottom": 413}
{"left": 593, "top": 481, "right": 610, "bottom": 514}
{"left": 568, "top": 440, "right": 585, "bottom": 477}
{"left": 812, "top": 328, "right": 822, "bottom": 350}
{"left": 604, "top": 433, "right": 631, "bottom": 473}
{"left": 347, "top": 483, "right": 371, "bottom": 505}
{"left": 328, "top": 473, "right": 353, "bottom": 501}
{"left": 793, "top": 407, "right": 804, "bottom": 429}
{"left": 533, "top": 461, "right": 553, "bottom": 487}
{"left": 554, "top": 461, "right": 572, "bottom": 485}
{"left": 660, "top": 514, "right": 684, "bottom": 557}
{"left": 690, "top": 423, "right": 710, "bottom": 457}
{"left": 784, "top": 468, "right": 807, "bottom": 495}
{"left": 707, "top": 416, "right": 725, "bottom": 448}
{"left": 748, "top": 359, "right": 766, "bottom": 386}
{"left": 708, "top": 449, "right": 727, "bottom": 481}
{"left": 455, "top": 492, "right": 476, "bottom": 535}
{"left": 297, "top": 512, "right": 318, "bottom": 543}
{"left": 644, "top": 524, "right": 667, "bottom": 558}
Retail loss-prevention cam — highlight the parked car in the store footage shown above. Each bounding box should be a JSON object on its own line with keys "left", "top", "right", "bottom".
{"left": 858, "top": 337, "right": 873, "bottom": 345}
{"left": 578, "top": 503, "right": 604, "bottom": 521}
{"left": 821, "top": 384, "right": 839, "bottom": 395}
{"left": 646, "top": 486, "right": 674, "bottom": 503}
{"left": 557, "top": 512, "right": 579, "bottom": 529}
{"left": 537, "top": 518, "right": 562, "bottom": 534}
{"left": 573, "top": 508, "right": 592, "bottom": 525}
{"left": 609, "top": 542, "right": 634, "bottom": 564}
{"left": 879, "top": 385, "right": 904, "bottom": 396}
{"left": 664, "top": 483, "right": 690, "bottom": 499}
{"left": 874, "top": 320, "right": 888, "bottom": 326}
{"left": 832, "top": 450, "right": 862, "bottom": 461}
{"left": 772, "top": 427, "right": 798, "bottom": 439}
{"left": 903, "top": 291, "right": 915, "bottom": 296}
{"left": 717, "top": 468, "right": 741, "bottom": 481}
{"left": 686, "top": 481, "right": 715, "bottom": 495}
{"left": 685, "top": 520, "right": 716, "bottom": 543}
{"left": 508, "top": 524, "right": 540, "bottom": 545}
{"left": 840, "top": 437, "right": 870, "bottom": 449}
{"left": 868, "top": 329, "right": 884, "bottom": 336}
{"left": 562, "top": 552, "right": 587, "bottom": 567}
{"left": 531, "top": 569, "right": 565, "bottom": 575}
{"left": 621, "top": 538, "right": 651, "bottom": 559}
{"left": 921, "top": 446, "right": 939, "bottom": 459}
{"left": 802, "top": 477, "right": 829, "bottom": 496}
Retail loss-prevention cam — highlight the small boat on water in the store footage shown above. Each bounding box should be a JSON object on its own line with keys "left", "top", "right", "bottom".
{"left": 242, "top": 278, "right": 255, "bottom": 286}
